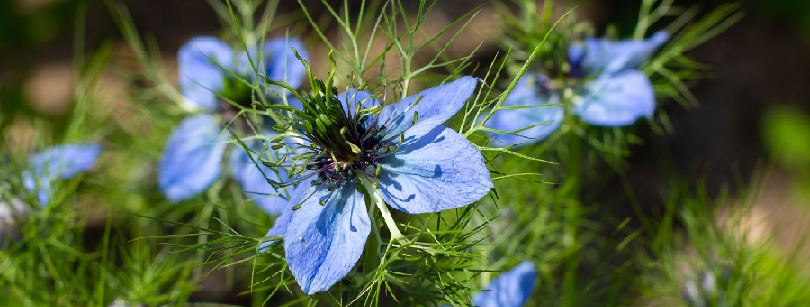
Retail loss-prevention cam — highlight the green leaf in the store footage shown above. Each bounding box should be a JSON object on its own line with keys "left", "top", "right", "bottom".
{"left": 762, "top": 106, "right": 810, "bottom": 166}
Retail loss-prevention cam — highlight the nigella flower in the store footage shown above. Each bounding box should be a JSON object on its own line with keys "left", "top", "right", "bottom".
{"left": 22, "top": 143, "right": 102, "bottom": 206}
{"left": 485, "top": 32, "right": 669, "bottom": 146}
{"left": 468, "top": 261, "right": 538, "bottom": 307}
{"left": 259, "top": 76, "right": 493, "bottom": 294}
{"left": 1, "top": 143, "right": 99, "bottom": 245}
{"left": 158, "top": 36, "right": 307, "bottom": 214}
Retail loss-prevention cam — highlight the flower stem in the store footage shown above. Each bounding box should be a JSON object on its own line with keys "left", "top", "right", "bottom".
{"left": 358, "top": 175, "right": 404, "bottom": 242}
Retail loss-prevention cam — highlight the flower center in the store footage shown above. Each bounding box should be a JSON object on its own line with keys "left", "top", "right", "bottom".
{"left": 276, "top": 84, "right": 400, "bottom": 198}
{"left": 306, "top": 116, "right": 395, "bottom": 191}
{"left": 217, "top": 76, "right": 281, "bottom": 131}
{"left": 531, "top": 72, "right": 586, "bottom": 102}
{"left": 219, "top": 76, "right": 254, "bottom": 113}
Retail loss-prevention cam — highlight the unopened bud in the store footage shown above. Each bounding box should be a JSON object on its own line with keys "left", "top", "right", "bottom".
{"left": 347, "top": 142, "right": 362, "bottom": 154}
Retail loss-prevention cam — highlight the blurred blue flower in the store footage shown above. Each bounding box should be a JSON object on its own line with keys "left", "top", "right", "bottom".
{"left": 261, "top": 77, "right": 493, "bottom": 295}
{"left": 22, "top": 143, "right": 102, "bottom": 206}
{"left": 485, "top": 32, "right": 669, "bottom": 147}
{"left": 158, "top": 36, "right": 307, "bottom": 214}
{"left": 471, "top": 261, "right": 538, "bottom": 307}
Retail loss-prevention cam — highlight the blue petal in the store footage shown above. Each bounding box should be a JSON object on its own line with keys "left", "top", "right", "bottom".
{"left": 23, "top": 143, "right": 102, "bottom": 206}
{"left": 28, "top": 143, "right": 102, "bottom": 180}
{"left": 483, "top": 73, "right": 564, "bottom": 147}
{"left": 336, "top": 90, "right": 380, "bottom": 130}
{"left": 336, "top": 89, "right": 378, "bottom": 110}
{"left": 283, "top": 180, "right": 370, "bottom": 295}
{"left": 158, "top": 114, "right": 227, "bottom": 202}
{"left": 22, "top": 172, "right": 51, "bottom": 206}
{"left": 471, "top": 261, "right": 538, "bottom": 307}
{"left": 262, "top": 37, "right": 308, "bottom": 93}
{"left": 573, "top": 70, "right": 655, "bottom": 126}
{"left": 177, "top": 36, "right": 234, "bottom": 111}
{"left": 379, "top": 124, "right": 493, "bottom": 214}
{"left": 568, "top": 44, "right": 584, "bottom": 72}
{"left": 258, "top": 181, "right": 310, "bottom": 252}
{"left": 569, "top": 31, "right": 669, "bottom": 75}
{"left": 258, "top": 195, "right": 293, "bottom": 252}
{"left": 283, "top": 94, "right": 305, "bottom": 111}
{"left": 376, "top": 76, "right": 477, "bottom": 139}
{"left": 229, "top": 140, "right": 289, "bottom": 215}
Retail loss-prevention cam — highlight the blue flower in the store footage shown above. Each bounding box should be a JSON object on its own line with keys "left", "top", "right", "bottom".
{"left": 485, "top": 32, "right": 669, "bottom": 146}
{"left": 470, "top": 261, "right": 538, "bottom": 307}
{"left": 22, "top": 143, "right": 102, "bottom": 206}
{"left": 158, "top": 36, "right": 307, "bottom": 214}
{"left": 260, "top": 77, "right": 494, "bottom": 294}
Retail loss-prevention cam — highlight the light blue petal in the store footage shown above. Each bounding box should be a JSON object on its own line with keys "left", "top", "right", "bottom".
{"left": 570, "top": 31, "right": 669, "bottom": 75}
{"left": 471, "top": 261, "right": 538, "bottom": 307}
{"left": 258, "top": 196, "right": 293, "bottom": 252}
{"left": 258, "top": 180, "right": 309, "bottom": 252}
{"left": 177, "top": 36, "right": 234, "bottom": 111}
{"left": 336, "top": 90, "right": 378, "bottom": 110}
{"left": 283, "top": 94, "right": 305, "bottom": 111}
{"left": 573, "top": 70, "right": 655, "bottom": 126}
{"left": 336, "top": 90, "right": 380, "bottom": 130}
{"left": 568, "top": 44, "right": 584, "bottom": 70}
{"left": 262, "top": 37, "right": 308, "bottom": 92}
{"left": 22, "top": 172, "right": 51, "bottom": 206}
{"left": 283, "top": 180, "right": 370, "bottom": 295}
{"left": 379, "top": 124, "right": 493, "bottom": 214}
{"left": 28, "top": 143, "right": 102, "bottom": 180}
{"left": 158, "top": 114, "right": 227, "bottom": 202}
{"left": 23, "top": 143, "right": 102, "bottom": 206}
{"left": 229, "top": 140, "right": 289, "bottom": 215}
{"left": 483, "top": 74, "right": 564, "bottom": 147}
{"left": 376, "top": 76, "right": 477, "bottom": 139}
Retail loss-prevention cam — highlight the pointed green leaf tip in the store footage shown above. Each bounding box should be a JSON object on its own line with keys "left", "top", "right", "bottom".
{"left": 348, "top": 142, "right": 362, "bottom": 154}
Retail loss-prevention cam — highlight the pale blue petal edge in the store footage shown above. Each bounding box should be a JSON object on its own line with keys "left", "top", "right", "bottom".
{"left": 23, "top": 143, "right": 102, "bottom": 206}
{"left": 573, "top": 69, "right": 655, "bottom": 126}
{"left": 158, "top": 114, "right": 227, "bottom": 202}
{"left": 379, "top": 124, "right": 493, "bottom": 214}
{"left": 262, "top": 37, "right": 308, "bottom": 93}
{"left": 471, "top": 261, "right": 538, "bottom": 307}
{"left": 258, "top": 181, "right": 309, "bottom": 252}
{"left": 177, "top": 36, "right": 234, "bottom": 111}
{"left": 229, "top": 140, "right": 289, "bottom": 215}
{"left": 377, "top": 76, "right": 478, "bottom": 139}
{"left": 569, "top": 31, "right": 669, "bottom": 75}
{"left": 484, "top": 73, "right": 564, "bottom": 147}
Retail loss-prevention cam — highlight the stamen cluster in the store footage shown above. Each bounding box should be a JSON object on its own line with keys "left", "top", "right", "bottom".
{"left": 218, "top": 76, "right": 258, "bottom": 129}
{"left": 289, "top": 83, "right": 394, "bottom": 201}
{"left": 260, "top": 50, "right": 422, "bottom": 208}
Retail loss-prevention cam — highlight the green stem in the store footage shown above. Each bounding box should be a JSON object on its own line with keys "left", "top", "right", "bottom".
{"left": 561, "top": 106, "right": 581, "bottom": 307}
{"left": 358, "top": 175, "right": 404, "bottom": 242}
